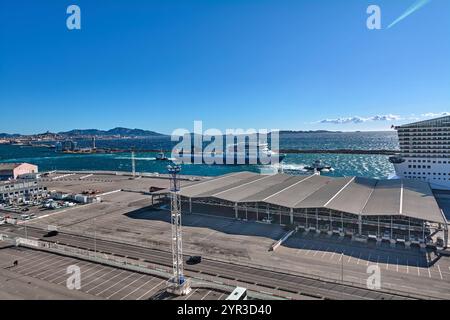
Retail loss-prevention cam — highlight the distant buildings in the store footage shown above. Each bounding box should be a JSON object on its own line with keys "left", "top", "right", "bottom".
{"left": 0, "top": 163, "right": 38, "bottom": 181}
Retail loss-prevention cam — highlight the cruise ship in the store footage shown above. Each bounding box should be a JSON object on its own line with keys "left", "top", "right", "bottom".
{"left": 390, "top": 115, "right": 450, "bottom": 190}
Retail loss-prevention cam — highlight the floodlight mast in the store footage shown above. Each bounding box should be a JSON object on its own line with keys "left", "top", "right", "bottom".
{"left": 167, "top": 164, "right": 190, "bottom": 295}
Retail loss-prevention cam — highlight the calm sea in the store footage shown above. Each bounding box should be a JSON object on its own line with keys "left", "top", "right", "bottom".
{"left": 0, "top": 131, "right": 399, "bottom": 179}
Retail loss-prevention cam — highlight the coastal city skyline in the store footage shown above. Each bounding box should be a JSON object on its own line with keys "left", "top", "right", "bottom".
{"left": 1, "top": 0, "right": 449, "bottom": 134}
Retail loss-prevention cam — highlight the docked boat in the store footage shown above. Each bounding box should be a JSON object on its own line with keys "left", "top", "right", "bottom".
{"left": 173, "top": 143, "right": 286, "bottom": 165}
{"left": 304, "top": 160, "right": 334, "bottom": 173}
{"left": 389, "top": 115, "right": 450, "bottom": 190}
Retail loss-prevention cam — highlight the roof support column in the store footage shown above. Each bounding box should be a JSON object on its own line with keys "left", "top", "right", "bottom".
{"left": 305, "top": 208, "right": 308, "bottom": 229}
{"left": 329, "top": 210, "right": 332, "bottom": 231}
{"left": 358, "top": 215, "right": 362, "bottom": 235}
{"left": 279, "top": 207, "right": 282, "bottom": 225}
{"left": 377, "top": 216, "right": 380, "bottom": 238}
{"left": 390, "top": 216, "right": 393, "bottom": 239}
{"left": 408, "top": 217, "right": 411, "bottom": 240}
{"left": 316, "top": 208, "right": 319, "bottom": 231}
{"left": 290, "top": 208, "right": 294, "bottom": 224}
{"left": 422, "top": 221, "right": 425, "bottom": 243}
{"left": 189, "top": 197, "right": 192, "bottom": 214}
{"left": 444, "top": 223, "right": 448, "bottom": 249}
{"left": 234, "top": 203, "right": 238, "bottom": 219}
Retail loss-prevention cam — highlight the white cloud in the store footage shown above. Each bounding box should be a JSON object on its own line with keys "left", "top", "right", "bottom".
{"left": 319, "top": 114, "right": 400, "bottom": 124}
{"left": 421, "top": 112, "right": 450, "bottom": 117}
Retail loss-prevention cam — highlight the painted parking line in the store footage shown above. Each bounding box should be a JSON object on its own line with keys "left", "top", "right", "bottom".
{"left": 120, "top": 278, "right": 155, "bottom": 300}
{"left": 106, "top": 274, "right": 147, "bottom": 299}
{"left": 136, "top": 279, "right": 166, "bottom": 300}
{"left": 437, "top": 265, "right": 443, "bottom": 280}
{"left": 70, "top": 266, "right": 109, "bottom": 287}
{"left": 44, "top": 260, "right": 92, "bottom": 282}
{"left": 54, "top": 263, "right": 99, "bottom": 284}
{"left": 386, "top": 256, "right": 389, "bottom": 270}
{"left": 416, "top": 262, "right": 420, "bottom": 277}
{"left": 86, "top": 270, "right": 128, "bottom": 293}
{"left": 367, "top": 253, "right": 372, "bottom": 265}
{"left": 201, "top": 290, "right": 212, "bottom": 301}
{"left": 185, "top": 288, "right": 198, "bottom": 300}
{"left": 376, "top": 256, "right": 379, "bottom": 266}
{"left": 96, "top": 273, "right": 135, "bottom": 296}
{"left": 13, "top": 253, "right": 55, "bottom": 272}
{"left": 329, "top": 252, "right": 336, "bottom": 260}
{"left": 18, "top": 255, "right": 63, "bottom": 274}
{"left": 33, "top": 257, "right": 78, "bottom": 278}
{"left": 357, "top": 253, "right": 362, "bottom": 265}
{"left": 347, "top": 251, "right": 353, "bottom": 263}
{"left": 428, "top": 267, "right": 432, "bottom": 278}
{"left": 321, "top": 248, "right": 329, "bottom": 258}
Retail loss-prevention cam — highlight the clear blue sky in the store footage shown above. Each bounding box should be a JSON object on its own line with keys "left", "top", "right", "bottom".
{"left": 1, "top": 0, "right": 449, "bottom": 134}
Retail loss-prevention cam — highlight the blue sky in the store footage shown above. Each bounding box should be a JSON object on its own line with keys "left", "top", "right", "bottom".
{"left": 0, "top": 0, "right": 449, "bottom": 134}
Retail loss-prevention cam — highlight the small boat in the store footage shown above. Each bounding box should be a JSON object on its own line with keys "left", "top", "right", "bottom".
{"left": 304, "top": 160, "right": 334, "bottom": 172}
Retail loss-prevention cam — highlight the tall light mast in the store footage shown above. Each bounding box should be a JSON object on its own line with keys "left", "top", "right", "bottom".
{"left": 131, "top": 149, "right": 136, "bottom": 178}
{"left": 166, "top": 164, "right": 191, "bottom": 295}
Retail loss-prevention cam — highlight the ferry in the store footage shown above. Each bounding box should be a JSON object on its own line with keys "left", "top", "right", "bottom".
{"left": 173, "top": 143, "right": 286, "bottom": 165}
{"left": 390, "top": 115, "right": 450, "bottom": 190}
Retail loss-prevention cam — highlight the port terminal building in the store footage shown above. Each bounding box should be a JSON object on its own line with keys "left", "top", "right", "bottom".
{"left": 155, "top": 172, "right": 448, "bottom": 248}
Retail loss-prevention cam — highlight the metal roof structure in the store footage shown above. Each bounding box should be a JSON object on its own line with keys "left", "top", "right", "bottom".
{"left": 172, "top": 172, "right": 445, "bottom": 224}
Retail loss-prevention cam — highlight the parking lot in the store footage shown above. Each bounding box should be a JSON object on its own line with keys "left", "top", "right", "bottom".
{"left": 10, "top": 173, "right": 450, "bottom": 299}
{"left": 0, "top": 247, "right": 227, "bottom": 300}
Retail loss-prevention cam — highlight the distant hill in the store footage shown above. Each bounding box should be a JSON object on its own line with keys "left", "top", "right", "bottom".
{"left": 58, "top": 127, "right": 166, "bottom": 137}
{"left": 0, "top": 133, "right": 20, "bottom": 138}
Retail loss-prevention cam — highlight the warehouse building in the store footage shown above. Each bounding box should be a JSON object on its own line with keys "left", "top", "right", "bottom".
{"left": 157, "top": 172, "right": 448, "bottom": 248}
{"left": 0, "top": 163, "right": 38, "bottom": 180}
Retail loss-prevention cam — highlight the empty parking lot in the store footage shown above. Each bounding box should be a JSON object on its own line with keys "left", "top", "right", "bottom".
{"left": 0, "top": 246, "right": 227, "bottom": 300}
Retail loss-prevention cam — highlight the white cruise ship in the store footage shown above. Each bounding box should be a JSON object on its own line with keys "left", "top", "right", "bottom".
{"left": 390, "top": 115, "right": 450, "bottom": 190}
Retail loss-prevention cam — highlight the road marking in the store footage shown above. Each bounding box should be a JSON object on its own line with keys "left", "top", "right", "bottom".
{"left": 120, "top": 278, "right": 154, "bottom": 300}
{"left": 416, "top": 262, "right": 420, "bottom": 276}
{"left": 367, "top": 253, "right": 371, "bottom": 266}
{"left": 321, "top": 248, "right": 329, "bottom": 258}
{"left": 347, "top": 251, "right": 353, "bottom": 263}
{"left": 136, "top": 279, "right": 166, "bottom": 300}
{"left": 201, "top": 290, "right": 212, "bottom": 301}
{"left": 357, "top": 253, "right": 362, "bottom": 265}
{"left": 86, "top": 270, "right": 127, "bottom": 293}
{"left": 406, "top": 260, "right": 409, "bottom": 274}
{"left": 106, "top": 274, "right": 146, "bottom": 299}
{"left": 96, "top": 273, "right": 135, "bottom": 296}
{"left": 53, "top": 263, "right": 99, "bottom": 284}
{"left": 13, "top": 253, "right": 55, "bottom": 272}
{"left": 82, "top": 268, "right": 118, "bottom": 289}
{"left": 376, "top": 255, "right": 379, "bottom": 266}
{"left": 428, "top": 267, "right": 432, "bottom": 278}
{"left": 386, "top": 256, "right": 389, "bottom": 270}
{"left": 312, "top": 249, "right": 320, "bottom": 257}
{"left": 19, "top": 255, "right": 63, "bottom": 275}
{"left": 396, "top": 258, "right": 399, "bottom": 272}
{"left": 330, "top": 252, "right": 336, "bottom": 260}
{"left": 437, "top": 265, "right": 443, "bottom": 280}
{"left": 33, "top": 258, "right": 77, "bottom": 278}
{"left": 185, "top": 288, "right": 198, "bottom": 300}
{"left": 338, "top": 253, "right": 343, "bottom": 262}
